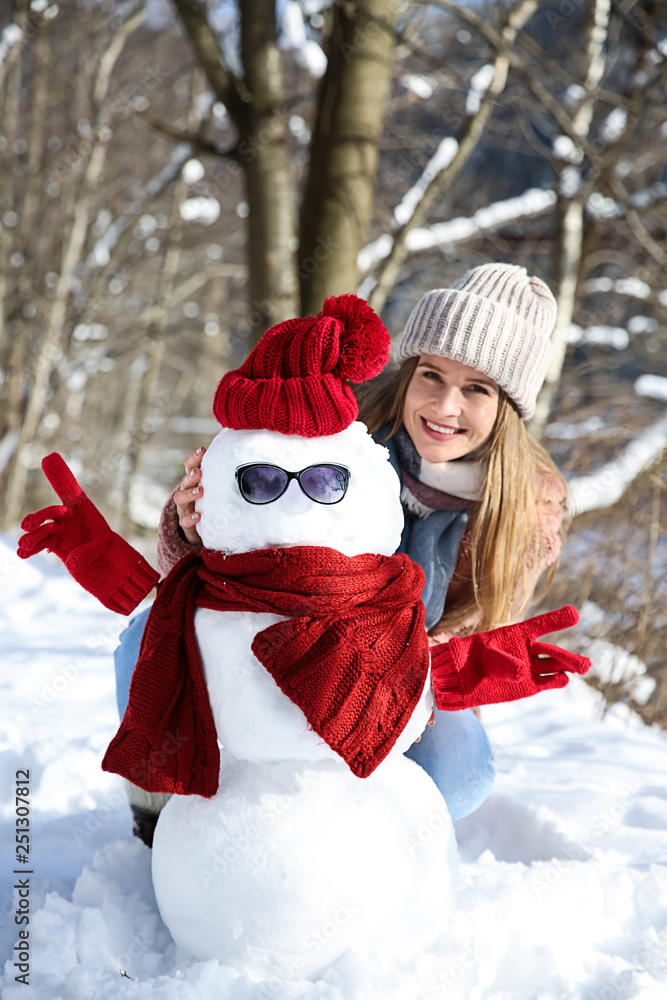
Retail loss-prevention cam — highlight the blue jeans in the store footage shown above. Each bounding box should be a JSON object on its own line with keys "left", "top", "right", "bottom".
{"left": 405, "top": 707, "right": 495, "bottom": 821}
{"left": 113, "top": 609, "right": 151, "bottom": 719}
{"left": 114, "top": 612, "right": 495, "bottom": 820}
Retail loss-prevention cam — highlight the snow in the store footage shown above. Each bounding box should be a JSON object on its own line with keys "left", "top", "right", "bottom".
{"left": 587, "top": 192, "right": 624, "bottom": 219}
{"left": 72, "top": 323, "right": 108, "bottom": 342}
{"left": 587, "top": 641, "right": 655, "bottom": 704}
{"left": 563, "top": 319, "right": 664, "bottom": 350}
{"left": 465, "top": 64, "right": 494, "bottom": 116}
{"left": 628, "top": 316, "right": 658, "bottom": 335}
{"left": 618, "top": 277, "right": 654, "bottom": 299}
{"left": 601, "top": 107, "right": 628, "bottom": 142}
{"left": 560, "top": 165, "right": 581, "bottom": 198}
{"left": 631, "top": 182, "right": 667, "bottom": 209}
{"left": 182, "top": 159, "right": 205, "bottom": 185}
{"left": 568, "top": 417, "right": 667, "bottom": 514}
{"left": 280, "top": 2, "right": 327, "bottom": 77}
{"left": 584, "top": 277, "right": 653, "bottom": 300}
{"left": 565, "top": 324, "right": 629, "bottom": 350}
{"left": 577, "top": 603, "right": 655, "bottom": 705}
{"left": 143, "top": 0, "right": 173, "bottom": 32}
{"left": 401, "top": 74, "right": 436, "bottom": 100}
{"left": 553, "top": 135, "right": 583, "bottom": 164}
{"left": 179, "top": 197, "right": 221, "bottom": 225}
{"left": 0, "top": 24, "right": 22, "bottom": 69}
{"left": 358, "top": 188, "right": 556, "bottom": 272}
{"left": 401, "top": 190, "right": 557, "bottom": 254}
{"left": 635, "top": 374, "right": 667, "bottom": 402}
{"left": 2, "top": 533, "right": 667, "bottom": 997}
{"left": 153, "top": 753, "right": 455, "bottom": 979}
{"left": 89, "top": 147, "right": 193, "bottom": 267}
{"left": 545, "top": 416, "right": 622, "bottom": 441}
{"left": 564, "top": 84, "right": 586, "bottom": 107}
{"left": 289, "top": 115, "right": 311, "bottom": 144}
{"left": 195, "top": 424, "right": 404, "bottom": 557}
{"left": 393, "top": 138, "right": 459, "bottom": 226}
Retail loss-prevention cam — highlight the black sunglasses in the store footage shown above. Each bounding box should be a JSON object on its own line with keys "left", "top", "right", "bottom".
{"left": 235, "top": 463, "right": 351, "bottom": 505}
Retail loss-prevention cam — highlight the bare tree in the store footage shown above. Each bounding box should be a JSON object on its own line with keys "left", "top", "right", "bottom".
{"left": 299, "top": 0, "right": 402, "bottom": 314}
{"left": 170, "top": 0, "right": 300, "bottom": 339}
{"left": 0, "top": 0, "right": 31, "bottom": 456}
{"left": 2, "top": 5, "right": 146, "bottom": 527}
{"left": 366, "top": 0, "right": 539, "bottom": 315}
{"left": 168, "top": 1, "right": 407, "bottom": 328}
{"left": 1, "top": 0, "right": 665, "bottom": 580}
{"left": 529, "top": 0, "right": 612, "bottom": 437}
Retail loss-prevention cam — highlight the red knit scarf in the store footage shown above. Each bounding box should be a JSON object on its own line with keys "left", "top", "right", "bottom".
{"left": 102, "top": 545, "right": 429, "bottom": 797}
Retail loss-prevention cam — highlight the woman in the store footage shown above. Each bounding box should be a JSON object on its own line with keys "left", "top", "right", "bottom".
{"left": 354, "top": 263, "right": 567, "bottom": 819}
{"left": 116, "top": 262, "right": 567, "bottom": 840}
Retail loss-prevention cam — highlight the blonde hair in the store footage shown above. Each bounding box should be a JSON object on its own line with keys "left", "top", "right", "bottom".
{"left": 355, "top": 361, "right": 568, "bottom": 633}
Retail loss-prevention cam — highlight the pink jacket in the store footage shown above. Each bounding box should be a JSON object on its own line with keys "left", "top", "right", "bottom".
{"left": 440, "top": 472, "right": 565, "bottom": 639}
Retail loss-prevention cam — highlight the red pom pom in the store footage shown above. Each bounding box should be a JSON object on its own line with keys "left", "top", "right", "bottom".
{"left": 319, "top": 294, "right": 389, "bottom": 383}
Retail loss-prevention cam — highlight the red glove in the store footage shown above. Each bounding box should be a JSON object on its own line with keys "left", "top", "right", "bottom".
{"left": 430, "top": 606, "right": 591, "bottom": 710}
{"left": 17, "top": 453, "right": 159, "bottom": 614}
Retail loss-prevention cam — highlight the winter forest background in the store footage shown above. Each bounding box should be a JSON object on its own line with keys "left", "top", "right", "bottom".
{"left": 0, "top": 0, "right": 665, "bottom": 727}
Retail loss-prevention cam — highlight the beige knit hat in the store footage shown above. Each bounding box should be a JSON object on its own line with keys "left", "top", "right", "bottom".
{"left": 394, "top": 263, "right": 557, "bottom": 419}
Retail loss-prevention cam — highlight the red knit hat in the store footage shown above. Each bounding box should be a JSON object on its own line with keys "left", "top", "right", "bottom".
{"left": 213, "top": 294, "right": 389, "bottom": 437}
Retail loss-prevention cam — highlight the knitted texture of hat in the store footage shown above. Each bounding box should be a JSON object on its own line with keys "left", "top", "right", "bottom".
{"left": 214, "top": 294, "right": 389, "bottom": 436}
{"left": 394, "top": 263, "right": 557, "bottom": 418}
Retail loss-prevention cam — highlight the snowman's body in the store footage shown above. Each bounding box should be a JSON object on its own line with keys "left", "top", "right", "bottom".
{"left": 151, "top": 423, "right": 458, "bottom": 979}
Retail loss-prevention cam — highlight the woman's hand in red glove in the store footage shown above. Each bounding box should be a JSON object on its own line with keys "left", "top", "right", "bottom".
{"left": 430, "top": 606, "right": 591, "bottom": 710}
{"left": 17, "top": 453, "right": 159, "bottom": 614}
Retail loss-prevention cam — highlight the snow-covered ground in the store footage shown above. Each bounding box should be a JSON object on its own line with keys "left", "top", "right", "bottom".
{"left": 1, "top": 535, "right": 666, "bottom": 1000}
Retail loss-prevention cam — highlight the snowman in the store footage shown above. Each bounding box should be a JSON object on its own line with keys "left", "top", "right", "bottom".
{"left": 18, "top": 294, "right": 589, "bottom": 983}
{"left": 102, "top": 294, "right": 459, "bottom": 979}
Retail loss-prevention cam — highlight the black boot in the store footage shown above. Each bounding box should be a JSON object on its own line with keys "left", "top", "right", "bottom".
{"left": 131, "top": 805, "right": 159, "bottom": 848}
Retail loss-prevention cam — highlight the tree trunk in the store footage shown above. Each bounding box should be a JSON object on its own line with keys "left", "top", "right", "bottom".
{"left": 239, "top": 0, "right": 299, "bottom": 337}
{"left": 299, "top": 0, "right": 399, "bottom": 316}
{"left": 0, "top": 0, "right": 29, "bottom": 390}
{"left": 529, "top": 0, "right": 612, "bottom": 438}
{"left": 170, "top": 0, "right": 299, "bottom": 342}
{"left": 1, "top": 22, "right": 50, "bottom": 445}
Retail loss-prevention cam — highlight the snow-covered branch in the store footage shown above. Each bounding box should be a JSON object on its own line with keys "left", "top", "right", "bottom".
{"left": 88, "top": 145, "right": 193, "bottom": 267}
{"left": 392, "top": 137, "right": 458, "bottom": 228}
{"left": 568, "top": 417, "right": 666, "bottom": 515}
{"left": 0, "top": 23, "right": 23, "bottom": 74}
{"left": 359, "top": 187, "right": 556, "bottom": 275}
{"left": 365, "top": 0, "right": 539, "bottom": 314}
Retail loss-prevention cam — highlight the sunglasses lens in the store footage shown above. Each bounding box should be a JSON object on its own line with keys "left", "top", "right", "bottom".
{"left": 299, "top": 466, "right": 348, "bottom": 504}
{"left": 239, "top": 466, "right": 288, "bottom": 503}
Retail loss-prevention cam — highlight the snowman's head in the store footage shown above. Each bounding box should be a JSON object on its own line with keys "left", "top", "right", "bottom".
{"left": 195, "top": 422, "right": 404, "bottom": 557}
{"left": 198, "top": 295, "right": 399, "bottom": 555}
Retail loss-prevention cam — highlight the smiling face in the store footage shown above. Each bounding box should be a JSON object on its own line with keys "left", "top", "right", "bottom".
{"left": 402, "top": 355, "right": 500, "bottom": 463}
